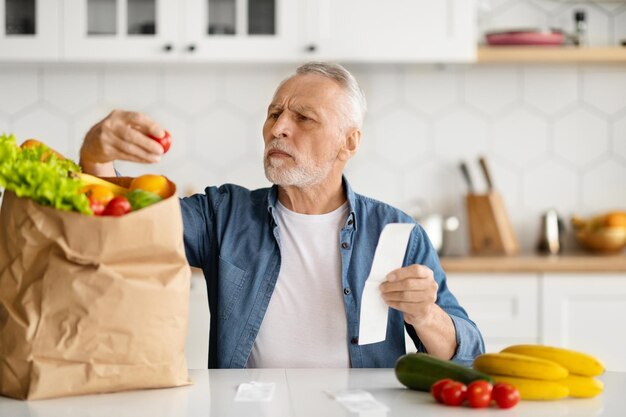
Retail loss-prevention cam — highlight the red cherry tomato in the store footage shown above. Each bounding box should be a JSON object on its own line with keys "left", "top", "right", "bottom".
{"left": 88, "top": 196, "right": 105, "bottom": 216}
{"left": 466, "top": 380, "right": 493, "bottom": 408}
{"left": 103, "top": 196, "right": 132, "bottom": 216}
{"left": 440, "top": 381, "right": 467, "bottom": 407}
{"left": 430, "top": 379, "right": 454, "bottom": 404}
{"left": 493, "top": 383, "right": 520, "bottom": 409}
{"left": 148, "top": 130, "right": 171, "bottom": 153}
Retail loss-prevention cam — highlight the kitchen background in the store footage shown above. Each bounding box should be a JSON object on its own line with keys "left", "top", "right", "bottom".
{"left": 1, "top": 0, "right": 625, "bottom": 370}
{"left": 2, "top": 0, "right": 625, "bottom": 255}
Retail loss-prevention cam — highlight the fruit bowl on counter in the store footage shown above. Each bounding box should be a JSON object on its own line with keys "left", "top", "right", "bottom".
{"left": 572, "top": 211, "right": 626, "bottom": 253}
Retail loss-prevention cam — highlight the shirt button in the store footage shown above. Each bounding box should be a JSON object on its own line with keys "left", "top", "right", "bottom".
{"left": 343, "top": 287, "right": 351, "bottom": 295}
{"left": 351, "top": 337, "right": 359, "bottom": 345}
{"left": 341, "top": 242, "right": 349, "bottom": 249}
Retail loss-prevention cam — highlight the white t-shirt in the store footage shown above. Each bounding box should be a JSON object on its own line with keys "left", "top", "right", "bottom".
{"left": 246, "top": 200, "right": 350, "bottom": 368}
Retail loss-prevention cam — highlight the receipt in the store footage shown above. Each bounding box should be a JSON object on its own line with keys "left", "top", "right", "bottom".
{"left": 326, "top": 389, "right": 389, "bottom": 415}
{"left": 234, "top": 381, "right": 275, "bottom": 402}
{"left": 358, "top": 223, "right": 415, "bottom": 345}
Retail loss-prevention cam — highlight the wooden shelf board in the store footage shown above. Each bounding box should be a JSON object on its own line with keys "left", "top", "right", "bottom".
{"left": 440, "top": 254, "right": 626, "bottom": 273}
{"left": 477, "top": 46, "right": 626, "bottom": 63}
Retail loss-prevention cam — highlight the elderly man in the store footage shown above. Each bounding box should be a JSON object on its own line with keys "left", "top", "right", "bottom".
{"left": 80, "top": 62, "right": 484, "bottom": 369}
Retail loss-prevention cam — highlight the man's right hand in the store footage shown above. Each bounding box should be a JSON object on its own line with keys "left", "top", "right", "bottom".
{"left": 79, "top": 110, "right": 166, "bottom": 176}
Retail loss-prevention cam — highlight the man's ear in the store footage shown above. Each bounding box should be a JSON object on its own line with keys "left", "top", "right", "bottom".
{"left": 338, "top": 128, "right": 361, "bottom": 161}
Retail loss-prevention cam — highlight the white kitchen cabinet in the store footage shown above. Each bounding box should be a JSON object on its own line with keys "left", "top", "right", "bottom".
{"left": 2, "top": 0, "right": 477, "bottom": 62}
{"left": 303, "top": 0, "right": 476, "bottom": 62}
{"left": 63, "top": 0, "right": 180, "bottom": 61}
{"left": 182, "top": 0, "right": 300, "bottom": 61}
{"left": 445, "top": 273, "right": 540, "bottom": 353}
{"left": 64, "top": 0, "right": 299, "bottom": 62}
{"left": 443, "top": 270, "right": 626, "bottom": 372}
{"left": 0, "top": 0, "right": 60, "bottom": 60}
{"left": 542, "top": 273, "right": 626, "bottom": 372}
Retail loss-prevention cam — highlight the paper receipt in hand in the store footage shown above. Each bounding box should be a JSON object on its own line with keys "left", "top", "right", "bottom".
{"left": 358, "top": 223, "right": 415, "bottom": 345}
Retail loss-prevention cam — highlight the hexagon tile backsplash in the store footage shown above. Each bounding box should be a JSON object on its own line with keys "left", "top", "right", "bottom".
{"left": 1, "top": 0, "right": 626, "bottom": 254}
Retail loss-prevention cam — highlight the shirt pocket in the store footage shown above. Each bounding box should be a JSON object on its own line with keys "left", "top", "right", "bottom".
{"left": 218, "top": 256, "right": 247, "bottom": 321}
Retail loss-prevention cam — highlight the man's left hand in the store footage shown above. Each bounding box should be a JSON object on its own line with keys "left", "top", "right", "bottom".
{"left": 379, "top": 264, "right": 438, "bottom": 329}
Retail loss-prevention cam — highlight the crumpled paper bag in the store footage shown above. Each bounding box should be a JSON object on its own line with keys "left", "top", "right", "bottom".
{"left": 0, "top": 178, "right": 191, "bottom": 400}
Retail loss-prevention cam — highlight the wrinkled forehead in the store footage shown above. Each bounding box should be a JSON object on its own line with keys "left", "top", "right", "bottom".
{"left": 270, "top": 74, "right": 346, "bottom": 112}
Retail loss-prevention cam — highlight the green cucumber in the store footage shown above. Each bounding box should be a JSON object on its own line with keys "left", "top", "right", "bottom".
{"left": 395, "top": 353, "right": 493, "bottom": 391}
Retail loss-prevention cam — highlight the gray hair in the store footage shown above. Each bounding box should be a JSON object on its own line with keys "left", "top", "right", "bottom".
{"left": 288, "top": 62, "right": 367, "bottom": 130}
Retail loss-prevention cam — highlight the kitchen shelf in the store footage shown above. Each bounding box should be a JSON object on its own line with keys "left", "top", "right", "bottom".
{"left": 477, "top": 46, "right": 626, "bottom": 63}
{"left": 441, "top": 253, "right": 626, "bottom": 273}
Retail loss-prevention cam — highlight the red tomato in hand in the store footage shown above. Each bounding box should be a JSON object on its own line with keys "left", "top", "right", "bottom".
{"left": 430, "top": 379, "right": 454, "bottom": 404}
{"left": 466, "top": 380, "right": 493, "bottom": 408}
{"left": 88, "top": 196, "right": 106, "bottom": 216}
{"left": 492, "top": 383, "right": 520, "bottom": 409}
{"left": 440, "top": 381, "right": 467, "bottom": 407}
{"left": 103, "top": 196, "right": 132, "bottom": 216}
{"left": 148, "top": 130, "right": 171, "bottom": 153}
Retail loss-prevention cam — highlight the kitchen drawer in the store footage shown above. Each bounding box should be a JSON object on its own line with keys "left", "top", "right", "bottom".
{"left": 542, "top": 273, "right": 626, "bottom": 372}
{"left": 445, "top": 273, "right": 540, "bottom": 353}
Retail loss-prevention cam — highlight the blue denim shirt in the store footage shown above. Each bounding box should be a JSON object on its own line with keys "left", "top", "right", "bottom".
{"left": 179, "top": 177, "right": 485, "bottom": 368}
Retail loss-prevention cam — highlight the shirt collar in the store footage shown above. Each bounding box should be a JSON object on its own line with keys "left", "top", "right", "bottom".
{"left": 266, "top": 174, "right": 358, "bottom": 230}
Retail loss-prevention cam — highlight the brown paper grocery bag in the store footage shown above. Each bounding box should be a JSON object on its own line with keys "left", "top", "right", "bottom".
{"left": 0, "top": 179, "right": 191, "bottom": 400}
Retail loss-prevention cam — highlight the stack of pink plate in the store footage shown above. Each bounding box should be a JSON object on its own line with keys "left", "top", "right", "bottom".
{"left": 485, "top": 29, "right": 566, "bottom": 46}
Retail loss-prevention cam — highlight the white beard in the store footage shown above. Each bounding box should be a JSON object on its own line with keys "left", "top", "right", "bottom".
{"left": 263, "top": 141, "right": 335, "bottom": 187}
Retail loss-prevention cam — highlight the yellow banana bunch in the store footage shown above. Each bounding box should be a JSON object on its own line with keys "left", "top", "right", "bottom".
{"left": 502, "top": 344, "right": 605, "bottom": 377}
{"left": 473, "top": 345, "right": 605, "bottom": 401}
{"left": 77, "top": 173, "right": 128, "bottom": 196}
{"left": 473, "top": 352, "right": 569, "bottom": 380}
{"left": 558, "top": 375, "right": 604, "bottom": 398}
{"left": 492, "top": 376, "right": 569, "bottom": 401}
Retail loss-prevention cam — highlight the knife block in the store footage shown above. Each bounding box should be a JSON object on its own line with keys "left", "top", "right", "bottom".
{"left": 466, "top": 192, "right": 519, "bottom": 255}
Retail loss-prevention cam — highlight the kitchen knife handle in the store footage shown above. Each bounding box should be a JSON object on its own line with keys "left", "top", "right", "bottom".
{"left": 479, "top": 156, "right": 494, "bottom": 191}
{"left": 459, "top": 162, "right": 474, "bottom": 194}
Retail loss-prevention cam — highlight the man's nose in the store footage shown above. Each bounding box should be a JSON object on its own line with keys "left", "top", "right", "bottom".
{"left": 271, "top": 113, "right": 291, "bottom": 138}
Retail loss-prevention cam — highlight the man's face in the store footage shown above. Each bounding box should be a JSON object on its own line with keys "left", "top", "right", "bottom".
{"left": 263, "top": 74, "right": 350, "bottom": 187}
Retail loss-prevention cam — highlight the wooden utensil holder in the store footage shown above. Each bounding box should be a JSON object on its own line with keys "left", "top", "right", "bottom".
{"left": 466, "top": 192, "right": 519, "bottom": 255}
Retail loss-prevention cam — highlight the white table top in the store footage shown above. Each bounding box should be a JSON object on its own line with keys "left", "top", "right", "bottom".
{"left": 0, "top": 369, "right": 623, "bottom": 417}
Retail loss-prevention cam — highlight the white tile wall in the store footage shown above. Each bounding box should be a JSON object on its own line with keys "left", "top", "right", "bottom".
{"left": 103, "top": 68, "right": 160, "bottom": 109}
{"left": 522, "top": 66, "right": 578, "bottom": 115}
{"left": 492, "top": 108, "right": 549, "bottom": 168}
{"left": 554, "top": 108, "right": 609, "bottom": 168}
{"left": 0, "top": 67, "right": 38, "bottom": 114}
{"left": 616, "top": 117, "right": 626, "bottom": 161}
{"left": 1, "top": 0, "right": 625, "bottom": 254}
{"left": 42, "top": 68, "right": 98, "bottom": 115}
{"left": 582, "top": 67, "right": 626, "bottom": 115}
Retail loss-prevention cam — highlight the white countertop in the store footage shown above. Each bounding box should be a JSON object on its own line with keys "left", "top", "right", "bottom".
{"left": 0, "top": 369, "right": 622, "bottom": 417}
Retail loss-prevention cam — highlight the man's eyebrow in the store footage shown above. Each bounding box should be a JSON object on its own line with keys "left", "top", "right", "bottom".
{"left": 293, "top": 104, "right": 320, "bottom": 117}
{"left": 268, "top": 104, "right": 282, "bottom": 112}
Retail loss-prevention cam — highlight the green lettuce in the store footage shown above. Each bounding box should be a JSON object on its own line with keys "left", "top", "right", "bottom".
{"left": 0, "top": 134, "right": 91, "bottom": 214}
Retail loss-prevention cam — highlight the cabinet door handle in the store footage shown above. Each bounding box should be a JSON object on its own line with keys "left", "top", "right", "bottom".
{"left": 305, "top": 44, "right": 317, "bottom": 53}
{"left": 187, "top": 44, "right": 197, "bottom": 52}
{"left": 163, "top": 43, "right": 173, "bottom": 52}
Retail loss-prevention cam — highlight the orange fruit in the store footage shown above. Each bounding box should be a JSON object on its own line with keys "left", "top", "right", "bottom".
{"left": 21, "top": 138, "right": 65, "bottom": 161}
{"left": 606, "top": 211, "right": 626, "bottom": 228}
{"left": 82, "top": 184, "right": 115, "bottom": 205}
{"left": 129, "top": 174, "right": 172, "bottom": 199}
